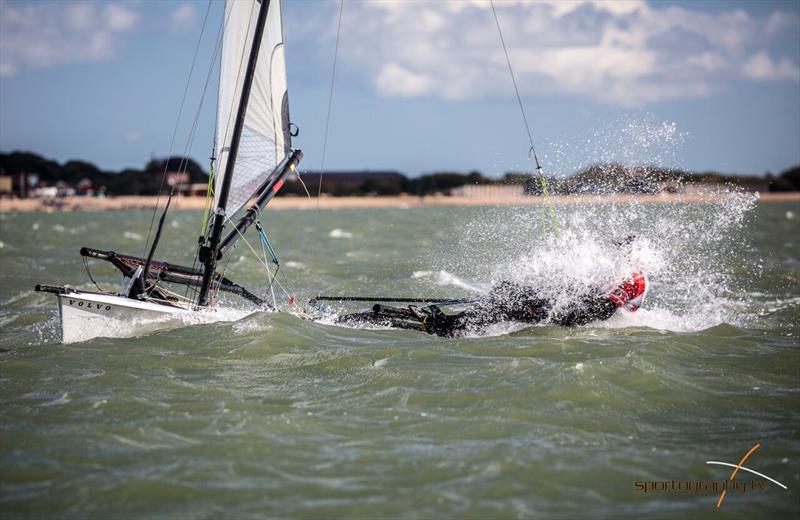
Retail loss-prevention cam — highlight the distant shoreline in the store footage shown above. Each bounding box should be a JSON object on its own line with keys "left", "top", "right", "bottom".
{"left": 1, "top": 192, "right": 798, "bottom": 212}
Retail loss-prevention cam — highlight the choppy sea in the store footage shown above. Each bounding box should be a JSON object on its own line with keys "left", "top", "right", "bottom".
{"left": 1, "top": 199, "right": 798, "bottom": 518}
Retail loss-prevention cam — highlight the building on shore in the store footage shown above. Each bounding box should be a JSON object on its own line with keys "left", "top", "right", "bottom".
{"left": 0, "top": 173, "right": 31, "bottom": 197}
{"left": 0, "top": 176, "right": 11, "bottom": 195}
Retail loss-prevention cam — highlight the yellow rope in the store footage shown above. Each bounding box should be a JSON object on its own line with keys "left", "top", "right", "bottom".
{"left": 199, "top": 160, "right": 215, "bottom": 237}
{"left": 490, "top": 0, "right": 560, "bottom": 240}
{"left": 538, "top": 173, "right": 560, "bottom": 240}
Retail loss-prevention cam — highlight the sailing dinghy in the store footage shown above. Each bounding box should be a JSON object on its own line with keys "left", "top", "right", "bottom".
{"left": 36, "top": 0, "right": 302, "bottom": 343}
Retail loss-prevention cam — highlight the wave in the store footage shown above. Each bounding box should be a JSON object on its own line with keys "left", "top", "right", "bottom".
{"left": 123, "top": 231, "right": 143, "bottom": 241}
{"left": 410, "top": 269, "right": 485, "bottom": 293}
{"left": 329, "top": 229, "right": 354, "bottom": 239}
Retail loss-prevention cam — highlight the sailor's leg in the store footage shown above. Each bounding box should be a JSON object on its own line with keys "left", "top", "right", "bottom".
{"left": 336, "top": 304, "right": 424, "bottom": 327}
{"left": 552, "top": 296, "right": 617, "bottom": 326}
{"left": 335, "top": 309, "right": 426, "bottom": 332}
{"left": 417, "top": 307, "right": 465, "bottom": 337}
{"left": 336, "top": 304, "right": 466, "bottom": 337}
{"left": 336, "top": 311, "right": 388, "bottom": 326}
{"left": 383, "top": 318, "right": 426, "bottom": 332}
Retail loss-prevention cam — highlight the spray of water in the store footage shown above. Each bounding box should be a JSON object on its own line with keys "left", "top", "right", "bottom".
{"left": 439, "top": 117, "right": 758, "bottom": 332}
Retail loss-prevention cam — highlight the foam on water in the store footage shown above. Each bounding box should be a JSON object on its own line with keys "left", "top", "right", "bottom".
{"left": 329, "top": 228, "right": 354, "bottom": 239}
{"left": 123, "top": 231, "right": 143, "bottom": 241}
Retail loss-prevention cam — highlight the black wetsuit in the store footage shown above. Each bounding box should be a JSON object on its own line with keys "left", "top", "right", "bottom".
{"left": 336, "top": 281, "right": 618, "bottom": 337}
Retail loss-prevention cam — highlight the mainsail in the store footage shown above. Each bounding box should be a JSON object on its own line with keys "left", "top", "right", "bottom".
{"left": 215, "top": 0, "right": 291, "bottom": 217}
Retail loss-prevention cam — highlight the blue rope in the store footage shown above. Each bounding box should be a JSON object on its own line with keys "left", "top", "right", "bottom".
{"left": 256, "top": 221, "right": 279, "bottom": 266}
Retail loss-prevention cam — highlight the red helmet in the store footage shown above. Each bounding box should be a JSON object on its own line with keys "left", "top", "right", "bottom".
{"left": 607, "top": 272, "right": 648, "bottom": 312}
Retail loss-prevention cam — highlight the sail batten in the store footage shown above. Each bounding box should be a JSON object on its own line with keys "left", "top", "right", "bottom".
{"left": 214, "top": 0, "right": 290, "bottom": 218}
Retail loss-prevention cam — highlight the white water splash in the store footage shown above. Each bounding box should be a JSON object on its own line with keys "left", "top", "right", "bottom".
{"left": 453, "top": 189, "right": 758, "bottom": 332}
{"left": 329, "top": 229, "right": 354, "bottom": 239}
{"left": 411, "top": 269, "right": 485, "bottom": 293}
{"left": 232, "top": 318, "right": 272, "bottom": 334}
{"left": 438, "top": 117, "right": 758, "bottom": 333}
{"left": 123, "top": 231, "right": 143, "bottom": 241}
{"left": 545, "top": 115, "right": 687, "bottom": 178}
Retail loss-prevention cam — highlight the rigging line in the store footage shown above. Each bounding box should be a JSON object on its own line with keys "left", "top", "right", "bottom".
{"left": 82, "top": 256, "right": 103, "bottom": 292}
{"left": 256, "top": 222, "right": 283, "bottom": 305}
{"left": 195, "top": 0, "right": 255, "bottom": 257}
{"left": 265, "top": 265, "right": 293, "bottom": 301}
{"left": 154, "top": 0, "right": 225, "bottom": 300}
{"left": 142, "top": 0, "right": 214, "bottom": 258}
{"left": 295, "top": 170, "right": 312, "bottom": 199}
{"left": 174, "top": 0, "right": 241, "bottom": 205}
{"left": 194, "top": 5, "right": 232, "bottom": 230}
{"left": 202, "top": 8, "right": 226, "bottom": 240}
{"left": 199, "top": 1, "right": 237, "bottom": 238}
{"left": 223, "top": 216, "right": 293, "bottom": 301}
{"left": 489, "top": 0, "right": 536, "bottom": 164}
{"left": 315, "top": 0, "right": 345, "bottom": 208}
{"left": 184, "top": 3, "right": 237, "bottom": 299}
{"left": 199, "top": 160, "right": 215, "bottom": 237}
{"left": 193, "top": 0, "right": 256, "bottom": 305}
{"left": 489, "top": 0, "right": 560, "bottom": 238}
{"left": 257, "top": 224, "right": 279, "bottom": 309}
{"left": 192, "top": 0, "right": 256, "bottom": 307}
{"left": 212, "top": 255, "right": 234, "bottom": 304}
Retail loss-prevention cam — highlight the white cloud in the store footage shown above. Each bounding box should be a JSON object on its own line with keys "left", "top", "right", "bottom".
{"left": 171, "top": 3, "right": 199, "bottom": 28}
{"left": 376, "top": 63, "right": 435, "bottom": 97}
{"left": 686, "top": 52, "right": 727, "bottom": 72}
{"left": 321, "top": 0, "right": 800, "bottom": 107}
{"left": 0, "top": 1, "right": 141, "bottom": 76}
{"left": 742, "top": 51, "right": 800, "bottom": 81}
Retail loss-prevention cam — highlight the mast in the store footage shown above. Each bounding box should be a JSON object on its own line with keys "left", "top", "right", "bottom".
{"left": 197, "top": 0, "right": 271, "bottom": 308}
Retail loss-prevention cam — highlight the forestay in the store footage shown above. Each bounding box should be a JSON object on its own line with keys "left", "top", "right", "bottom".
{"left": 215, "top": 0, "right": 291, "bottom": 217}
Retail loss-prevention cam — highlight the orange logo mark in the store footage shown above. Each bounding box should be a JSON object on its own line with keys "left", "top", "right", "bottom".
{"left": 716, "top": 443, "right": 760, "bottom": 508}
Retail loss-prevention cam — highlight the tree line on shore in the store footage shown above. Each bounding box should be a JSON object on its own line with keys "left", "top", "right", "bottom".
{"left": 1, "top": 151, "right": 798, "bottom": 197}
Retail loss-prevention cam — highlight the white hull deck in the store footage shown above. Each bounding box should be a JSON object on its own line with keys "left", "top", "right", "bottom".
{"left": 56, "top": 290, "right": 190, "bottom": 343}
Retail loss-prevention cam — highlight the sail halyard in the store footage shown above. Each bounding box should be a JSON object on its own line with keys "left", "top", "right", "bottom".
{"left": 197, "top": 0, "right": 273, "bottom": 308}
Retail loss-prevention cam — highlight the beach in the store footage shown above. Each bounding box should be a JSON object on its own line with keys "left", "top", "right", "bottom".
{"left": 1, "top": 191, "right": 798, "bottom": 212}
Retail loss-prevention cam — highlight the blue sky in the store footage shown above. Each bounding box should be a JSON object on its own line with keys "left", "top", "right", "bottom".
{"left": 1, "top": 0, "right": 798, "bottom": 178}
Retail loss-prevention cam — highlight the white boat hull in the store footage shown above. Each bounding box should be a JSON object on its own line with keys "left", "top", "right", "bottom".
{"left": 56, "top": 291, "right": 189, "bottom": 344}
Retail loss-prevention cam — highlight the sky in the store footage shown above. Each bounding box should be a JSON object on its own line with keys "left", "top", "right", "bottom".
{"left": 0, "top": 0, "right": 799, "bottom": 179}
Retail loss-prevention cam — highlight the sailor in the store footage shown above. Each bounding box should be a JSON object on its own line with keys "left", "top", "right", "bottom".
{"left": 418, "top": 273, "right": 648, "bottom": 336}
{"left": 335, "top": 237, "right": 648, "bottom": 337}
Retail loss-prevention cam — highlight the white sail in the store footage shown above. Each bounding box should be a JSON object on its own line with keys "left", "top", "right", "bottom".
{"left": 215, "top": 0, "right": 290, "bottom": 217}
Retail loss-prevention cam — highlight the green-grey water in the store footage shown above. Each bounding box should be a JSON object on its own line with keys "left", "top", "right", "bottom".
{"left": 1, "top": 201, "right": 798, "bottom": 519}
